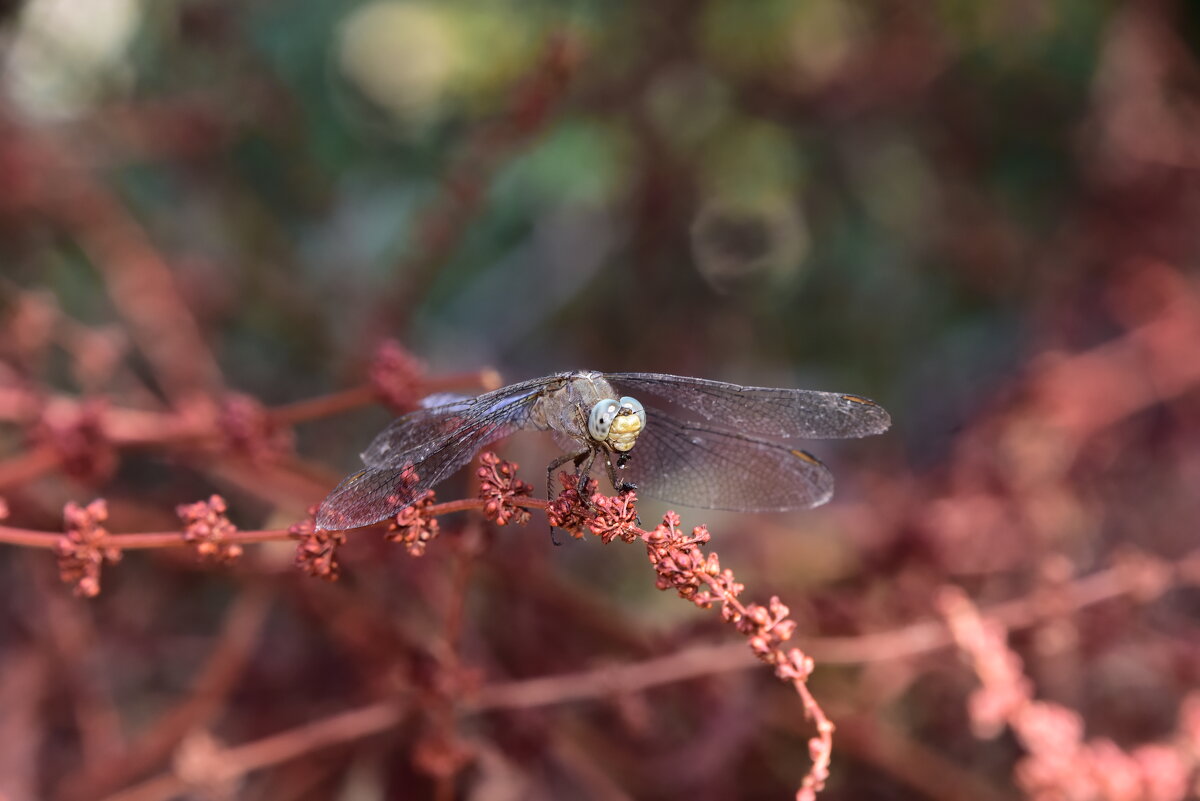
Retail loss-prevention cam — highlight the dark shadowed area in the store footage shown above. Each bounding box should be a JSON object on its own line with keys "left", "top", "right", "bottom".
{"left": 1, "top": 1, "right": 1199, "bottom": 800}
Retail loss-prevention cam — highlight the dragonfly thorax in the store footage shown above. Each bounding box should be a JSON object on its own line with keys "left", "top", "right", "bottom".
{"left": 588, "top": 396, "right": 646, "bottom": 452}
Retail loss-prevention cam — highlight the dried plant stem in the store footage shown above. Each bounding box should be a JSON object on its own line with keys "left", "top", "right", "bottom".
{"left": 805, "top": 551, "right": 1191, "bottom": 664}
{"left": 85, "top": 640, "right": 867, "bottom": 801}
{"left": 266, "top": 369, "right": 501, "bottom": 428}
{"left": 468, "top": 642, "right": 760, "bottom": 711}
{"left": 92, "top": 643, "right": 806, "bottom": 801}
{"left": 0, "top": 497, "right": 548, "bottom": 551}
{"left": 0, "top": 524, "right": 291, "bottom": 550}
{"left": 97, "top": 700, "right": 410, "bottom": 801}
{"left": 265, "top": 384, "right": 380, "bottom": 427}
{"left": 0, "top": 369, "right": 498, "bottom": 457}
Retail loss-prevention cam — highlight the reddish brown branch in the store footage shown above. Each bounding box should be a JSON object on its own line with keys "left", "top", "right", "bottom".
{"left": 266, "top": 369, "right": 502, "bottom": 428}
{"left": 0, "top": 496, "right": 548, "bottom": 552}
{"left": 265, "top": 384, "right": 380, "bottom": 428}
{"left": 97, "top": 700, "right": 409, "bottom": 801}
{"left": 803, "top": 550, "right": 1189, "bottom": 664}
{"left": 1030, "top": 262, "right": 1200, "bottom": 440}
{"left": 0, "top": 523, "right": 292, "bottom": 551}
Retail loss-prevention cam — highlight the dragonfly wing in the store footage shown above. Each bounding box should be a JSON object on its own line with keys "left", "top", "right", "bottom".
{"left": 359, "top": 375, "right": 565, "bottom": 468}
{"left": 317, "top": 385, "right": 547, "bottom": 530}
{"left": 315, "top": 466, "right": 430, "bottom": 532}
{"left": 619, "top": 409, "right": 835, "bottom": 512}
{"left": 359, "top": 400, "right": 477, "bottom": 468}
{"left": 606, "top": 373, "right": 890, "bottom": 440}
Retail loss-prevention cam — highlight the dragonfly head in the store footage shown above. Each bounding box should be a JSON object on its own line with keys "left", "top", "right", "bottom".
{"left": 588, "top": 396, "right": 646, "bottom": 452}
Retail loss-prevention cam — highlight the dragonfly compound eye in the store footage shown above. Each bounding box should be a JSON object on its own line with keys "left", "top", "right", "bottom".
{"left": 588, "top": 399, "right": 620, "bottom": 441}
{"left": 607, "top": 396, "right": 645, "bottom": 452}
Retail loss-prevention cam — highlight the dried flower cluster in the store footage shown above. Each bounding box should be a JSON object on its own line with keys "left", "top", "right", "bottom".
{"left": 385, "top": 489, "right": 440, "bottom": 556}
{"left": 643, "top": 511, "right": 721, "bottom": 601}
{"left": 56, "top": 499, "right": 121, "bottom": 597}
{"left": 542, "top": 475, "right": 831, "bottom": 798}
{"left": 370, "top": 339, "right": 425, "bottom": 412}
{"left": 177, "top": 494, "right": 243, "bottom": 563}
{"left": 643, "top": 509, "right": 829, "bottom": 798}
{"left": 583, "top": 488, "right": 640, "bottom": 543}
{"left": 545, "top": 471, "right": 598, "bottom": 534}
{"left": 939, "top": 586, "right": 1200, "bottom": 801}
{"left": 291, "top": 509, "right": 344, "bottom": 581}
{"left": 645, "top": 512, "right": 813, "bottom": 670}
{"left": 36, "top": 398, "right": 116, "bottom": 481}
{"left": 476, "top": 451, "right": 533, "bottom": 526}
{"left": 219, "top": 393, "right": 292, "bottom": 463}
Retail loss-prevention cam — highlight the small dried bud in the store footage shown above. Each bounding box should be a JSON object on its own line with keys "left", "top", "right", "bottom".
{"left": 546, "top": 472, "right": 596, "bottom": 535}
{"left": 385, "top": 490, "right": 440, "bottom": 556}
{"left": 291, "top": 506, "right": 345, "bottom": 580}
{"left": 747, "top": 604, "right": 770, "bottom": 626}
{"left": 776, "top": 649, "right": 814, "bottom": 681}
{"left": 412, "top": 730, "right": 474, "bottom": 781}
{"left": 36, "top": 399, "right": 116, "bottom": 482}
{"left": 57, "top": 499, "right": 121, "bottom": 597}
{"left": 370, "top": 340, "right": 425, "bottom": 412}
{"left": 177, "top": 494, "right": 241, "bottom": 564}
{"left": 586, "top": 490, "right": 640, "bottom": 543}
{"left": 220, "top": 394, "right": 292, "bottom": 463}
{"left": 477, "top": 452, "right": 533, "bottom": 526}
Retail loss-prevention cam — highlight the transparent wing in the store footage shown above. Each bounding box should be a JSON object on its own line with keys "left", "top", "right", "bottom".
{"left": 358, "top": 375, "right": 562, "bottom": 469}
{"left": 357, "top": 400, "right": 475, "bottom": 469}
{"left": 316, "top": 378, "right": 558, "bottom": 530}
{"left": 605, "top": 373, "right": 890, "bottom": 440}
{"left": 619, "top": 409, "right": 836, "bottom": 512}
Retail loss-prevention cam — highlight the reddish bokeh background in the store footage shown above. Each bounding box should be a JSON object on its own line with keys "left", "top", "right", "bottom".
{"left": 1, "top": 2, "right": 1199, "bottom": 799}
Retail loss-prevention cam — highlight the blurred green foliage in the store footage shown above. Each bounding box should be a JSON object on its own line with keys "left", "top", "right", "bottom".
{"left": 3, "top": 0, "right": 1146, "bottom": 421}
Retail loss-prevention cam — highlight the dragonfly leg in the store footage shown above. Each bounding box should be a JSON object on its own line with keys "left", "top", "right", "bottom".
{"left": 609, "top": 451, "right": 638, "bottom": 493}
{"left": 603, "top": 453, "right": 641, "bottom": 527}
{"left": 575, "top": 449, "right": 596, "bottom": 489}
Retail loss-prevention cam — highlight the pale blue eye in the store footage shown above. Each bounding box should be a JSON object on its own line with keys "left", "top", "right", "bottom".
{"left": 588, "top": 399, "right": 619, "bottom": 441}
{"left": 618, "top": 396, "right": 646, "bottom": 429}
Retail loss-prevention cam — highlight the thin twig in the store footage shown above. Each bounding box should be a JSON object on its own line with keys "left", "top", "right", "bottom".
{"left": 97, "top": 700, "right": 409, "bottom": 801}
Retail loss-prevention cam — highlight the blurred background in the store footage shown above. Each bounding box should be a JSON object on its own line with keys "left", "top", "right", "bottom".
{"left": 1, "top": 0, "right": 1200, "bottom": 799}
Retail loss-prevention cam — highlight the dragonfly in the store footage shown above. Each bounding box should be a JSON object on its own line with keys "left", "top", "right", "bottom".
{"left": 315, "top": 371, "right": 891, "bottom": 531}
